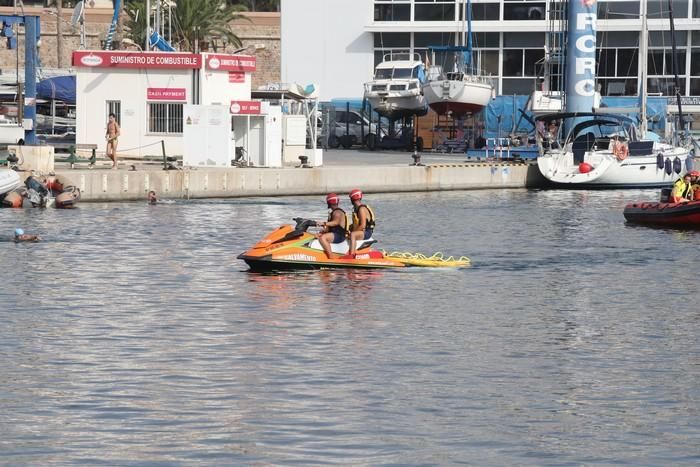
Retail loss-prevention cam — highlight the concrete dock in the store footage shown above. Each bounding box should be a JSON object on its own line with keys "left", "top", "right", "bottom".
{"left": 20, "top": 149, "right": 547, "bottom": 202}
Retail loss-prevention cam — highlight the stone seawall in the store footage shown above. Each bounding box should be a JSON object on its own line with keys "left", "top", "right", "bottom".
{"left": 52, "top": 162, "right": 545, "bottom": 202}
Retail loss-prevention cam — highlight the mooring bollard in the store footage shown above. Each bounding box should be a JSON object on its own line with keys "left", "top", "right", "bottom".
{"left": 411, "top": 150, "right": 423, "bottom": 166}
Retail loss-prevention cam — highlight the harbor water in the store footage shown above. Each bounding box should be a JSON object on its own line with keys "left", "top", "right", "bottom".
{"left": 1, "top": 189, "right": 699, "bottom": 465}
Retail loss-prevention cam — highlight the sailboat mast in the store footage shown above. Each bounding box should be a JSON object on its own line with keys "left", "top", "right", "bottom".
{"left": 667, "top": 0, "right": 685, "bottom": 139}
{"left": 639, "top": 0, "right": 648, "bottom": 136}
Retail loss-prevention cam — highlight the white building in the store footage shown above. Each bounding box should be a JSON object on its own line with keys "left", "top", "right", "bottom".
{"left": 72, "top": 50, "right": 258, "bottom": 158}
{"left": 281, "top": 0, "right": 700, "bottom": 109}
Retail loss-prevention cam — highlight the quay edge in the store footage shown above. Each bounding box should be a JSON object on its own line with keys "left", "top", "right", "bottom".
{"left": 51, "top": 162, "right": 547, "bottom": 202}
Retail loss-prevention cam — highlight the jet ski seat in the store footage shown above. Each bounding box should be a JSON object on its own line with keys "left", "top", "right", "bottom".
{"left": 307, "top": 237, "right": 376, "bottom": 254}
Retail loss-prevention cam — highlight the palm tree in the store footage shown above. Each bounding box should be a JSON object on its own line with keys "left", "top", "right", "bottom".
{"left": 124, "top": 0, "right": 248, "bottom": 52}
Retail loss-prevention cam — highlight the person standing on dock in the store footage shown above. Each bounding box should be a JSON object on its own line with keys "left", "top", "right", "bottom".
{"left": 105, "top": 113, "right": 120, "bottom": 170}
{"left": 348, "top": 189, "right": 375, "bottom": 258}
{"left": 318, "top": 193, "right": 348, "bottom": 259}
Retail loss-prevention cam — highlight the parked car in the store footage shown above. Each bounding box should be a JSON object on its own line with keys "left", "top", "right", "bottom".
{"left": 330, "top": 109, "right": 384, "bottom": 148}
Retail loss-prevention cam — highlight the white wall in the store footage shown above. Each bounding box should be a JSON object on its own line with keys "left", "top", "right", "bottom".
{"left": 199, "top": 53, "right": 253, "bottom": 106}
{"left": 281, "top": 0, "right": 374, "bottom": 101}
{"left": 76, "top": 68, "right": 191, "bottom": 158}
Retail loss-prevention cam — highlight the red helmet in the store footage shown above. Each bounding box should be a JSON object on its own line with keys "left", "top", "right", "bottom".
{"left": 690, "top": 171, "right": 700, "bottom": 177}
{"left": 326, "top": 193, "right": 339, "bottom": 205}
{"left": 349, "top": 189, "right": 363, "bottom": 201}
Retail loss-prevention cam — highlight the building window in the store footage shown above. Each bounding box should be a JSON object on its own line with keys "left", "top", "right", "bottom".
{"left": 503, "top": 32, "right": 544, "bottom": 79}
{"left": 503, "top": 1, "right": 546, "bottom": 21}
{"left": 694, "top": 0, "right": 700, "bottom": 18}
{"left": 374, "top": 1, "right": 410, "bottom": 21}
{"left": 148, "top": 103, "right": 183, "bottom": 134}
{"left": 648, "top": 0, "right": 689, "bottom": 19}
{"left": 414, "top": 0, "right": 456, "bottom": 21}
{"left": 597, "top": 2, "right": 639, "bottom": 20}
{"left": 469, "top": 2, "right": 500, "bottom": 21}
{"left": 374, "top": 32, "right": 411, "bottom": 48}
{"left": 106, "top": 100, "right": 121, "bottom": 125}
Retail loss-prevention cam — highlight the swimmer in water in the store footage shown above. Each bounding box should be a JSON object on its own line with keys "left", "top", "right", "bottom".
{"left": 14, "top": 228, "right": 40, "bottom": 242}
{"left": 147, "top": 190, "right": 157, "bottom": 205}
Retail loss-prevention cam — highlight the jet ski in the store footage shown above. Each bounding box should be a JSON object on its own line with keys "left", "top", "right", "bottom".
{"left": 238, "top": 217, "right": 406, "bottom": 272}
{"left": 238, "top": 217, "right": 471, "bottom": 272}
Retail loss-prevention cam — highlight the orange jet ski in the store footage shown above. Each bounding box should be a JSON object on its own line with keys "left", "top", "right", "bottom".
{"left": 238, "top": 217, "right": 407, "bottom": 272}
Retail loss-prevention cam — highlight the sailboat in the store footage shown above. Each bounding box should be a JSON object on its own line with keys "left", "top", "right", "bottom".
{"left": 422, "top": 0, "right": 494, "bottom": 118}
{"left": 362, "top": 53, "right": 429, "bottom": 120}
{"left": 535, "top": 0, "right": 691, "bottom": 188}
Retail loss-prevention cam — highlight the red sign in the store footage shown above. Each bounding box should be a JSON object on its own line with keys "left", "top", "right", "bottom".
{"left": 147, "top": 88, "right": 187, "bottom": 101}
{"left": 230, "top": 100, "right": 261, "bottom": 115}
{"left": 228, "top": 72, "right": 246, "bottom": 83}
{"left": 206, "top": 54, "right": 256, "bottom": 72}
{"left": 72, "top": 51, "right": 201, "bottom": 69}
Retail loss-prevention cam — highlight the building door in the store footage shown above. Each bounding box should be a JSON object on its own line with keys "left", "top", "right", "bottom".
{"left": 249, "top": 116, "right": 265, "bottom": 166}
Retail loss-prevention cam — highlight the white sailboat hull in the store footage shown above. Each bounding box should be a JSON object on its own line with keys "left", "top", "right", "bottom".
{"left": 422, "top": 78, "right": 492, "bottom": 117}
{"left": 0, "top": 169, "right": 21, "bottom": 196}
{"left": 537, "top": 143, "right": 690, "bottom": 188}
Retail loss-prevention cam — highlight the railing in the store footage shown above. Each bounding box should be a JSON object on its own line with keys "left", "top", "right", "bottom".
{"left": 485, "top": 138, "right": 511, "bottom": 160}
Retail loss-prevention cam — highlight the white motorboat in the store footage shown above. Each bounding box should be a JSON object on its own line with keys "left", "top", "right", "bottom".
{"left": 422, "top": 0, "right": 494, "bottom": 118}
{"left": 535, "top": 112, "right": 689, "bottom": 188}
{"left": 0, "top": 168, "right": 21, "bottom": 196}
{"left": 363, "top": 54, "right": 428, "bottom": 120}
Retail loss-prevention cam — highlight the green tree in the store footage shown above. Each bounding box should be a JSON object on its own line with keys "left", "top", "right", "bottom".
{"left": 124, "top": 0, "right": 248, "bottom": 52}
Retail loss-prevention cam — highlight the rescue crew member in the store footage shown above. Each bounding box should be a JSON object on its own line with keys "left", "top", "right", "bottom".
{"left": 348, "top": 188, "right": 376, "bottom": 258}
{"left": 318, "top": 193, "right": 347, "bottom": 259}
{"left": 671, "top": 172, "right": 694, "bottom": 203}
{"left": 690, "top": 170, "right": 700, "bottom": 201}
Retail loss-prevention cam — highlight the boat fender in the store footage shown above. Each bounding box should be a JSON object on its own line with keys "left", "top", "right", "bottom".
{"left": 664, "top": 158, "right": 672, "bottom": 175}
{"left": 657, "top": 153, "right": 665, "bottom": 169}
{"left": 686, "top": 151, "right": 694, "bottom": 171}
{"left": 673, "top": 156, "right": 682, "bottom": 174}
{"left": 579, "top": 162, "right": 593, "bottom": 173}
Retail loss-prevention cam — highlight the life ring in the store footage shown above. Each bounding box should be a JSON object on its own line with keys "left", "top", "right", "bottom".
{"left": 613, "top": 141, "right": 629, "bottom": 161}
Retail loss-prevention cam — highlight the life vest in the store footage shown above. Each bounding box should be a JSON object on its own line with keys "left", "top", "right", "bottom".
{"left": 671, "top": 178, "right": 693, "bottom": 202}
{"left": 352, "top": 204, "right": 376, "bottom": 232}
{"left": 327, "top": 207, "right": 349, "bottom": 235}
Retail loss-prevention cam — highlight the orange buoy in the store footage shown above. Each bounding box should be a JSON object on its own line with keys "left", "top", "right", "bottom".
{"left": 1, "top": 191, "right": 23, "bottom": 208}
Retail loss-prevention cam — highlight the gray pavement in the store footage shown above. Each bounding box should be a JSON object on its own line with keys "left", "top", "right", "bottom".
{"left": 323, "top": 148, "right": 490, "bottom": 166}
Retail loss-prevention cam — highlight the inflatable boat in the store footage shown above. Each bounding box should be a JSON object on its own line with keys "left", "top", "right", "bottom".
{"left": 624, "top": 200, "right": 700, "bottom": 227}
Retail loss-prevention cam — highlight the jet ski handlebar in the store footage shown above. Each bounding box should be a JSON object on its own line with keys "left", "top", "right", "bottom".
{"left": 292, "top": 217, "right": 318, "bottom": 231}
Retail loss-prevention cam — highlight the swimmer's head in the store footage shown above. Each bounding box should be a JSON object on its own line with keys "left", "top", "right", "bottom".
{"left": 14, "top": 228, "right": 24, "bottom": 237}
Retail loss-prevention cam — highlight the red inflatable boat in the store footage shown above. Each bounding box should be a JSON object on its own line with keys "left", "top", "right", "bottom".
{"left": 624, "top": 200, "right": 700, "bottom": 227}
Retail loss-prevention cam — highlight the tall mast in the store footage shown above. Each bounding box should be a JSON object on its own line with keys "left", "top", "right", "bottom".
{"left": 639, "top": 0, "right": 648, "bottom": 137}
{"left": 667, "top": 0, "right": 685, "bottom": 141}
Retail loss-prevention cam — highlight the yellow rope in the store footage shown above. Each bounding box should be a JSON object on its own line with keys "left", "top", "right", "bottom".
{"left": 382, "top": 250, "right": 471, "bottom": 265}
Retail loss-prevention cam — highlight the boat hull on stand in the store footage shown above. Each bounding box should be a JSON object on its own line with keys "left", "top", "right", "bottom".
{"left": 422, "top": 77, "right": 492, "bottom": 117}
